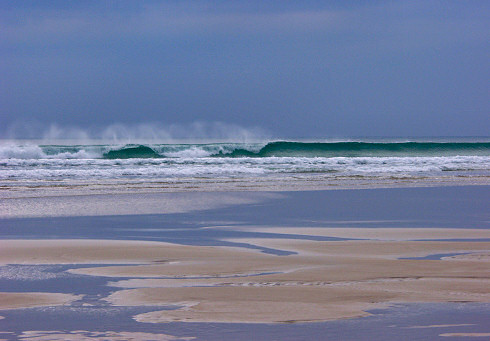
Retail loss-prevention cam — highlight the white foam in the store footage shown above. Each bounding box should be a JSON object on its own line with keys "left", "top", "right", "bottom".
{"left": 0, "top": 144, "right": 100, "bottom": 159}
{"left": 0, "top": 144, "right": 46, "bottom": 159}
{"left": 163, "top": 146, "right": 213, "bottom": 158}
{"left": 0, "top": 142, "right": 488, "bottom": 184}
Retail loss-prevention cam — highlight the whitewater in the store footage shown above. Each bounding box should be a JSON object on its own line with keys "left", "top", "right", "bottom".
{"left": 1, "top": 139, "right": 489, "bottom": 194}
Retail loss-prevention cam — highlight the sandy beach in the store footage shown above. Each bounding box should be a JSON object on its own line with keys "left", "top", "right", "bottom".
{"left": 1, "top": 186, "right": 489, "bottom": 340}
{"left": 1, "top": 227, "right": 488, "bottom": 323}
{"left": 0, "top": 292, "right": 80, "bottom": 310}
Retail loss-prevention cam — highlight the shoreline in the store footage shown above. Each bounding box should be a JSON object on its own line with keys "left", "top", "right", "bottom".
{"left": 1, "top": 178, "right": 489, "bottom": 202}
{"left": 1, "top": 184, "right": 489, "bottom": 221}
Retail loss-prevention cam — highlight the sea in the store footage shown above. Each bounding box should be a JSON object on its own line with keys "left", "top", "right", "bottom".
{"left": 1, "top": 137, "right": 489, "bottom": 195}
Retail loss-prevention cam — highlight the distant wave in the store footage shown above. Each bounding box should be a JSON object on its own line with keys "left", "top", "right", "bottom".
{"left": 0, "top": 144, "right": 98, "bottom": 159}
{"left": 101, "top": 141, "right": 490, "bottom": 159}
{"left": 212, "top": 141, "right": 490, "bottom": 158}
{"left": 1, "top": 141, "right": 489, "bottom": 160}
{"left": 1, "top": 140, "right": 489, "bottom": 183}
{"left": 103, "top": 145, "right": 161, "bottom": 159}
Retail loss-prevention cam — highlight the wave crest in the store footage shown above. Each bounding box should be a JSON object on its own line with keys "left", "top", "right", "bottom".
{"left": 1, "top": 141, "right": 489, "bottom": 160}
{"left": 103, "top": 145, "right": 161, "bottom": 159}
{"left": 0, "top": 144, "right": 96, "bottom": 159}
{"left": 215, "top": 141, "right": 490, "bottom": 158}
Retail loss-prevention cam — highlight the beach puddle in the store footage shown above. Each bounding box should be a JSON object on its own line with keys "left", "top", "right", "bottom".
{"left": 1, "top": 303, "right": 489, "bottom": 341}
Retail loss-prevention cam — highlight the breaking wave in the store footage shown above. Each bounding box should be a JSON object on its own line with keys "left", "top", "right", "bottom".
{"left": 216, "top": 141, "right": 490, "bottom": 158}
{"left": 103, "top": 145, "right": 161, "bottom": 159}
{"left": 1, "top": 141, "right": 489, "bottom": 160}
{"left": 1, "top": 140, "right": 489, "bottom": 184}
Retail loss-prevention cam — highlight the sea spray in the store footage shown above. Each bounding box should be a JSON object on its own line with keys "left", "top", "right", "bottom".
{"left": 4, "top": 122, "right": 270, "bottom": 143}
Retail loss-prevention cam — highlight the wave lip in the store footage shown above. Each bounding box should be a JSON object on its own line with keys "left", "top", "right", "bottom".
{"left": 103, "top": 145, "right": 161, "bottom": 159}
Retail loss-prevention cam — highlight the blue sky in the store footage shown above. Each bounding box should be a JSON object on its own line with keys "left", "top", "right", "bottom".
{"left": 1, "top": 0, "right": 489, "bottom": 138}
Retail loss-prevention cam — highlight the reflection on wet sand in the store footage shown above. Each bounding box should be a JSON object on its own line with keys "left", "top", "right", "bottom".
{"left": 1, "top": 227, "right": 489, "bottom": 324}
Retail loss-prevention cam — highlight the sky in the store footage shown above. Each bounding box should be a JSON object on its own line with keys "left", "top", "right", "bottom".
{"left": 1, "top": 0, "right": 489, "bottom": 139}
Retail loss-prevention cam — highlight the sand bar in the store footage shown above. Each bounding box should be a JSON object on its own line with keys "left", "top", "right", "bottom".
{"left": 103, "top": 239, "right": 489, "bottom": 323}
{"left": 0, "top": 239, "right": 255, "bottom": 265}
{"left": 1, "top": 236, "right": 489, "bottom": 323}
{"left": 17, "top": 331, "right": 195, "bottom": 340}
{"left": 0, "top": 292, "right": 81, "bottom": 310}
{"left": 229, "top": 227, "right": 490, "bottom": 241}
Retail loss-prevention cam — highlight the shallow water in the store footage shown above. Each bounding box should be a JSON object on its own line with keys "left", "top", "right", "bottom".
{"left": 1, "top": 303, "right": 489, "bottom": 340}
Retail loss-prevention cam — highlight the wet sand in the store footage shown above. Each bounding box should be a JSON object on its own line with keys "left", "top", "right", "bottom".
{"left": 0, "top": 292, "right": 80, "bottom": 310}
{"left": 229, "top": 227, "right": 490, "bottom": 241}
{"left": 1, "top": 231, "right": 488, "bottom": 323}
{"left": 0, "top": 186, "right": 489, "bottom": 339}
{"left": 15, "top": 331, "right": 195, "bottom": 340}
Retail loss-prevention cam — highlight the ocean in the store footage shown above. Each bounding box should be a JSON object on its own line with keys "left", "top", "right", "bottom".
{"left": 1, "top": 138, "right": 489, "bottom": 194}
